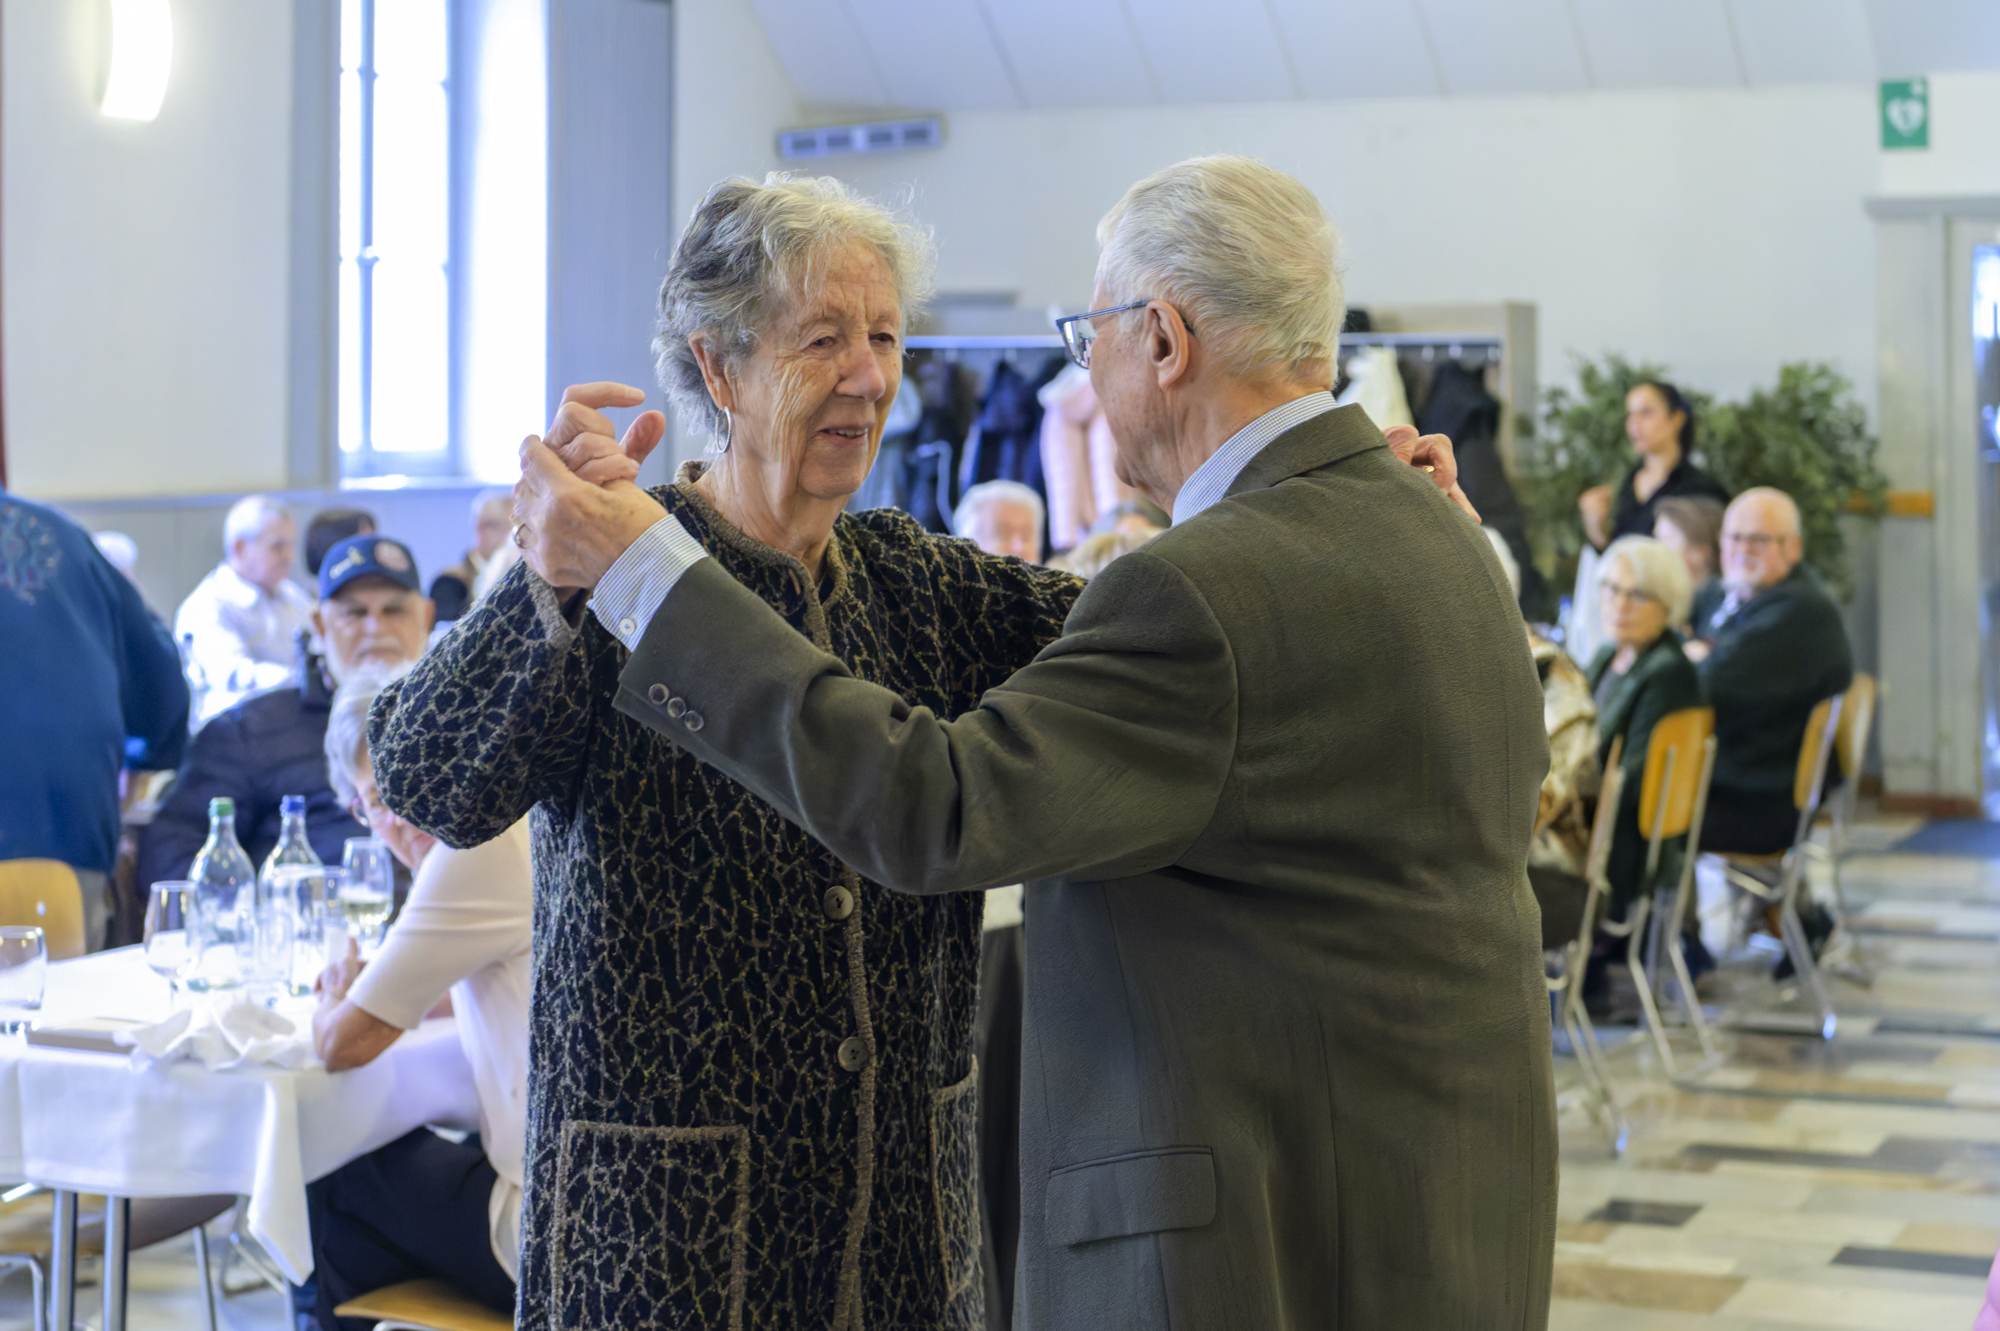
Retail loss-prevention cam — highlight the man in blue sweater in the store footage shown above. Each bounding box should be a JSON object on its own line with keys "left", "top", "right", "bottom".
{"left": 0, "top": 492, "right": 189, "bottom": 949}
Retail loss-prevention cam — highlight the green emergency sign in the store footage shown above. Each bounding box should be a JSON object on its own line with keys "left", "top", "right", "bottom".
{"left": 1881, "top": 79, "right": 1929, "bottom": 151}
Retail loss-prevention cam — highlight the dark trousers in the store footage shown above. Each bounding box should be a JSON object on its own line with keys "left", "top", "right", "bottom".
{"left": 976, "top": 925, "right": 1024, "bottom": 1331}
{"left": 304, "top": 1127, "right": 515, "bottom": 1331}
{"left": 1700, "top": 783, "right": 1801, "bottom": 856}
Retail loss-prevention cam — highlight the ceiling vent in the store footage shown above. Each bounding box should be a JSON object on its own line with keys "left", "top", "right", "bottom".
{"left": 779, "top": 118, "right": 942, "bottom": 160}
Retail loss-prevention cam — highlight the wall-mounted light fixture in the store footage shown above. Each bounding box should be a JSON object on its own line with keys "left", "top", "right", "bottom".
{"left": 101, "top": 0, "right": 174, "bottom": 121}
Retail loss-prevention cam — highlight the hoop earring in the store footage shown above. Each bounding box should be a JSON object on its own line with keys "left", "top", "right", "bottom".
{"left": 717, "top": 407, "right": 732, "bottom": 455}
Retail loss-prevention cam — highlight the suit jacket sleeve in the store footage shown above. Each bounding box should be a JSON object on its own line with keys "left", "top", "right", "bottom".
{"left": 615, "top": 547, "right": 1235, "bottom": 895}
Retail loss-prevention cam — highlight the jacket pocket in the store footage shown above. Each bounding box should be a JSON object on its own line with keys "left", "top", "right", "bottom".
{"left": 1046, "top": 1147, "right": 1216, "bottom": 1247}
{"left": 931, "top": 1061, "right": 982, "bottom": 1306}
{"left": 547, "top": 1120, "right": 750, "bottom": 1331}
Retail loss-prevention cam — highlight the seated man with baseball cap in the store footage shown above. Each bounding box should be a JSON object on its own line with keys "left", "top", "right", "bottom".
{"left": 138, "top": 534, "right": 435, "bottom": 885}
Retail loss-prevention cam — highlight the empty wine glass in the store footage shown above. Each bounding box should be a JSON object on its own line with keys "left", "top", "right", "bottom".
{"left": 144, "top": 882, "right": 201, "bottom": 1009}
{"left": 0, "top": 927, "right": 47, "bottom": 1034}
{"left": 340, "top": 839, "right": 395, "bottom": 958}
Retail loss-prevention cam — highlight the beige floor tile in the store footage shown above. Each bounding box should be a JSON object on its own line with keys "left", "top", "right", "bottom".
{"left": 1718, "top": 1276, "right": 1982, "bottom": 1329}
{"left": 1894, "top": 1220, "right": 2000, "bottom": 1257}
{"left": 1680, "top": 1205, "right": 1905, "bottom": 1247}
{"left": 1553, "top": 1263, "right": 1745, "bottom": 1314}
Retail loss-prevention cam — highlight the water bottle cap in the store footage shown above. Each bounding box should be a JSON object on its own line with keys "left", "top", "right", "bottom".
{"left": 281, "top": 795, "right": 305, "bottom": 816}
{"left": 209, "top": 797, "right": 235, "bottom": 818}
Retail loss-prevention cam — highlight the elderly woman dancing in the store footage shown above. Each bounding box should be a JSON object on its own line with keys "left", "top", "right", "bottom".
{"left": 372, "top": 171, "right": 1465, "bottom": 1329}
{"left": 369, "top": 176, "right": 1081, "bottom": 1329}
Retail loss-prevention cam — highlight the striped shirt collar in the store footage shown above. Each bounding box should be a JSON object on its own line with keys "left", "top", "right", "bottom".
{"left": 1169, "top": 392, "right": 1339, "bottom": 526}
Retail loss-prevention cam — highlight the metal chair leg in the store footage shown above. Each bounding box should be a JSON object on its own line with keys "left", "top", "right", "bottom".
{"left": 194, "top": 1223, "right": 219, "bottom": 1331}
{"left": 1779, "top": 862, "right": 1838, "bottom": 1040}
{"left": 1658, "top": 869, "right": 1719, "bottom": 1068}
{"left": 50, "top": 1190, "right": 75, "bottom": 1331}
{"left": 1622, "top": 898, "right": 1679, "bottom": 1076}
{"left": 1564, "top": 984, "right": 1628, "bottom": 1154}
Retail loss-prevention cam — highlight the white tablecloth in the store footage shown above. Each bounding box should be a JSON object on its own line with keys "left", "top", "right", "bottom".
{"left": 0, "top": 948, "right": 480, "bottom": 1282}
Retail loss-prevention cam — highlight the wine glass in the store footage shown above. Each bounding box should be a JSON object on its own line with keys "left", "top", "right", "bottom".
{"left": 0, "top": 927, "right": 47, "bottom": 1034}
{"left": 340, "top": 839, "right": 395, "bottom": 958}
{"left": 144, "top": 882, "right": 201, "bottom": 1009}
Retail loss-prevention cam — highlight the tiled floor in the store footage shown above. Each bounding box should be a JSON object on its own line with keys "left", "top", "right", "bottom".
{"left": 1553, "top": 815, "right": 2000, "bottom": 1329}
{"left": 3, "top": 814, "right": 1997, "bottom": 1329}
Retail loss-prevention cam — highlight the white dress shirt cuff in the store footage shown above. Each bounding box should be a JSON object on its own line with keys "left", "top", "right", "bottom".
{"left": 590, "top": 514, "right": 709, "bottom": 650}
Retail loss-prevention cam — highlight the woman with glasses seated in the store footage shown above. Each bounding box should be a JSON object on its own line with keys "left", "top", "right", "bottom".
{"left": 1587, "top": 536, "right": 1703, "bottom": 929}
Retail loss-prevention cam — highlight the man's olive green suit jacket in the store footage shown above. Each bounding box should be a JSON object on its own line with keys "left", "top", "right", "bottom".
{"left": 615, "top": 405, "right": 1557, "bottom": 1330}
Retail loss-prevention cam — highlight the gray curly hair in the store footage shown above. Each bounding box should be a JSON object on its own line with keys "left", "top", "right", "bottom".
{"left": 654, "top": 174, "right": 935, "bottom": 443}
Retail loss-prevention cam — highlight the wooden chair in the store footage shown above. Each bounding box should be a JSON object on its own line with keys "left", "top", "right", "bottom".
{"left": 1547, "top": 740, "right": 1629, "bottom": 1154}
{"left": 1718, "top": 694, "right": 1845, "bottom": 1040}
{"left": 0, "top": 861, "right": 85, "bottom": 961}
{"left": 335, "top": 1278, "right": 514, "bottom": 1331}
{"left": 1598, "top": 707, "right": 1719, "bottom": 1077}
{"left": 1809, "top": 674, "right": 1877, "bottom": 979}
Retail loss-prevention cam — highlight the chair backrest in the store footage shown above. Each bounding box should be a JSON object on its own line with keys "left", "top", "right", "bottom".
{"left": 1639, "top": 707, "right": 1716, "bottom": 841}
{"left": 1836, "top": 673, "right": 1877, "bottom": 784}
{"left": 1793, "top": 695, "right": 1842, "bottom": 812}
{"left": 0, "top": 860, "right": 85, "bottom": 961}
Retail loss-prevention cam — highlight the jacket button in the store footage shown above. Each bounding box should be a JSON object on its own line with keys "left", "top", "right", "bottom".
{"left": 684, "top": 711, "right": 704, "bottom": 732}
{"left": 647, "top": 683, "right": 669, "bottom": 705}
{"left": 837, "top": 1036, "right": 869, "bottom": 1072}
{"left": 666, "top": 697, "right": 686, "bottom": 718}
{"left": 822, "top": 886, "right": 854, "bottom": 921}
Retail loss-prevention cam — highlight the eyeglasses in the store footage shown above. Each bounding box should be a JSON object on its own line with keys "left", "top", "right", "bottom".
{"left": 1053, "top": 300, "right": 1195, "bottom": 370}
{"left": 1599, "top": 580, "right": 1662, "bottom": 607}
{"left": 348, "top": 792, "right": 393, "bottom": 826}
{"left": 1724, "top": 532, "right": 1787, "bottom": 548}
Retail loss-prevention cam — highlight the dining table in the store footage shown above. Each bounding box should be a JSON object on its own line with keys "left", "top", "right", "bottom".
{"left": 0, "top": 946, "right": 480, "bottom": 1330}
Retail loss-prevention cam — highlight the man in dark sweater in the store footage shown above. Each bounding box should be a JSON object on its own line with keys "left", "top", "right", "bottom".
{"left": 138, "top": 535, "right": 433, "bottom": 883}
{"left": 1690, "top": 488, "right": 1853, "bottom": 854}
{"left": 0, "top": 493, "right": 189, "bottom": 949}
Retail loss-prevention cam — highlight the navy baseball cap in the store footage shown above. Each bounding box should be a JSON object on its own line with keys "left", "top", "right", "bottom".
{"left": 319, "top": 534, "right": 422, "bottom": 599}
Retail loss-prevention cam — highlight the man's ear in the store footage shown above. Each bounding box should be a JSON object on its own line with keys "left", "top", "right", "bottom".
{"left": 1148, "top": 302, "right": 1193, "bottom": 391}
{"left": 421, "top": 597, "right": 437, "bottom": 636}
{"left": 311, "top": 606, "right": 327, "bottom": 641}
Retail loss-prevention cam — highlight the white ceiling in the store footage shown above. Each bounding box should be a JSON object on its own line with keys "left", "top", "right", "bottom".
{"left": 744, "top": 0, "right": 2000, "bottom": 113}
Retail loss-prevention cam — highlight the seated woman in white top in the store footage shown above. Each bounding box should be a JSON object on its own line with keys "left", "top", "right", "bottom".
{"left": 306, "top": 665, "right": 531, "bottom": 1330}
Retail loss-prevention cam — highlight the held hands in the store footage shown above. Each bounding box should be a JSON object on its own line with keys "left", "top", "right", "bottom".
{"left": 1578, "top": 484, "right": 1613, "bottom": 551}
{"left": 1382, "top": 425, "right": 1481, "bottom": 522}
{"left": 513, "top": 383, "right": 670, "bottom": 592}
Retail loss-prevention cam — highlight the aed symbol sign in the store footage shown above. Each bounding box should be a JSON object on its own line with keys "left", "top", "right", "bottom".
{"left": 1881, "top": 79, "right": 1929, "bottom": 151}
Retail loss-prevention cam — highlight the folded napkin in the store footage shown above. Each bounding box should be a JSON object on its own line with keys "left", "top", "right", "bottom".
{"left": 127, "top": 998, "right": 320, "bottom": 1071}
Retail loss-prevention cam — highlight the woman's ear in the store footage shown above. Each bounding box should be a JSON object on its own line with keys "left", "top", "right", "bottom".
{"left": 689, "top": 336, "right": 736, "bottom": 414}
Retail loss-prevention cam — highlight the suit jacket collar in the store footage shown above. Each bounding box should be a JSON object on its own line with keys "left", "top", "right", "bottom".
{"left": 1222, "top": 403, "right": 1389, "bottom": 501}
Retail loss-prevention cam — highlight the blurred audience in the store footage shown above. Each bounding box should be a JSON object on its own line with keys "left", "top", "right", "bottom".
{"left": 1586, "top": 536, "right": 1701, "bottom": 917}
{"left": 1053, "top": 526, "right": 1161, "bottom": 580}
{"left": 1577, "top": 382, "right": 1731, "bottom": 553}
{"left": 91, "top": 531, "right": 140, "bottom": 584}
{"left": 177, "top": 496, "right": 316, "bottom": 726}
{"left": 305, "top": 508, "right": 378, "bottom": 577}
{"left": 0, "top": 493, "right": 189, "bottom": 950}
{"left": 953, "top": 479, "right": 1046, "bottom": 562}
{"left": 1086, "top": 497, "right": 1170, "bottom": 538}
{"left": 1692, "top": 488, "right": 1854, "bottom": 856}
{"left": 1654, "top": 495, "right": 1724, "bottom": 628}
{"left": 306, "top": 668, "right": 529, "bottom": 1331}
{"left": 429, "top": 489, "right": 514, "bottom": 623}
{"left": 139, "top": 535, "right": 433, "bottom": 886}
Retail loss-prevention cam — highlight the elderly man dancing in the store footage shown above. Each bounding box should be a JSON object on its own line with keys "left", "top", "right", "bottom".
{"left": 485, "top": 155, "right": 1554, "bottom": 1329}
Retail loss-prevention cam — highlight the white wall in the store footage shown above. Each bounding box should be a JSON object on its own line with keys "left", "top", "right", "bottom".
{"left": 3, "top": 0, "right": 297, "bottom": 500}
{"left": 819, "top": 84, "right": 1883, "bottom": 413}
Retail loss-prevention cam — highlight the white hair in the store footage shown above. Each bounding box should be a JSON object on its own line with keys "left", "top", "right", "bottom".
{"left": 655, "top": 173, "right": 935, "bottom": 443}
{"left": 93, "top": 531, "right": 138, "bottom": 578}
{"left": 472, "top": 487, "right": 513, "bottom": 521}
{"left": 223, "top": 495, "right": 291, "bottom": 551}
{"left": 953, "top": 480, "right": 1046, "bottom": 543}
{"left": 323, "top": 661, "right": 415, "bottom": 808}
{"left": 1483, "top": 527, "right": 1521, "bottom": 601}
{"left": 1095, "top": 156, "right": 1343, "bottom": 381}
{"left": 1600, "top": 535, "right": 1693, "bottom": 629}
